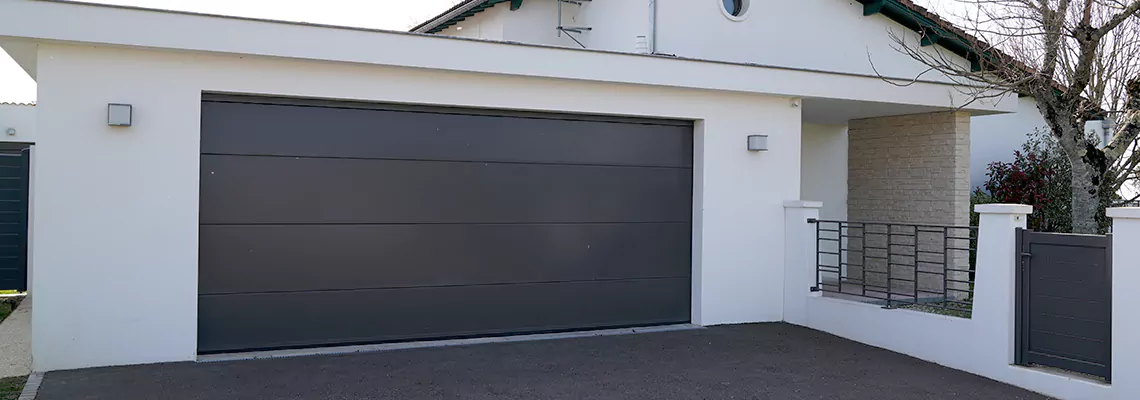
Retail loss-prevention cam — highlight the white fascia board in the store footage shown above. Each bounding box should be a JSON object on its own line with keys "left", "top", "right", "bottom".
{"left": 0, "top": 0, "right": 1017, "bottom": 114}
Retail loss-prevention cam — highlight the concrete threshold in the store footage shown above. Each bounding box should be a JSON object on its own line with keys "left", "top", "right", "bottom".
{"left": 197, "top": 324, "right": 703, "bottom": 363}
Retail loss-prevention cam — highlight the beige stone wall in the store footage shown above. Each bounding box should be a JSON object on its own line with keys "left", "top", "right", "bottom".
{"left": 848, "top": 111, "right": 971, "bottom": 226}
{"left": 842, "top": 111, "right": 972, "bottom": 301}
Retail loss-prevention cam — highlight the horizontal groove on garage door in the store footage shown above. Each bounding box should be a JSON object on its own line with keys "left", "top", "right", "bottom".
{"left": 199, "top": 222, "right": 691, "bottom": 294}
{"left": 198, "top": 277, "right": 691, "bottom": 353}
{"left": 202, "top": 94, "right": 694, "bottom": 126}
{"left": 200, "top": 100, "right": 692, "bottom": 168}
{"left": 200, "top": 155, "right": 692, "bottom": 224}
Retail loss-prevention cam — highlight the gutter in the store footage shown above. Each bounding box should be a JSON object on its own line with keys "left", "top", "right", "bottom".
{"left": 411, "top": 0, "right": 485, "bottom": 33}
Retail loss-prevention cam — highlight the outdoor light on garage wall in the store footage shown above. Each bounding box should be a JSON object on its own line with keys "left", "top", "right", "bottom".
{"left": 107, "top": 103, "right": 133, "bottom": 127}
{"left": 747, "top": 134, "right": 769, "bottom": 152}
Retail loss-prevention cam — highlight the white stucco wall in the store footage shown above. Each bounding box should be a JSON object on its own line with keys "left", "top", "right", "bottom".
{"left": 659, "top": 0, "right": 967, "bottom": 80}
{"left": 971, "top": 96, "right": 1114, "bottom": 191}
{"left": 801, "top": 123, "right": 848, "bottom": 221}
{"left": 436, "top": 0, "right": 975, "bottom": 85}
{"left": 443, "top": 1, "right": 509, "bottom": 41}
{"left": 29, "top": 42, "right": 802, "bottom": 371}
{"left": 969, "top": 97, "right": 1048, "bottom": 190}
{"left": 440, "top": 0, "right": 651, "bottom": 52}
{"left": 0, "top": 104, "right": 36, "bottom": 144}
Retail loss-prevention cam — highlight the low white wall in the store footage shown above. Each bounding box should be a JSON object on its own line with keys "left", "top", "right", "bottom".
{"left": 30, "top": 42, "right": 801, "bottom": 371}
{"left": 0, "top": 104, "right": 35, "bottom": 144}
{"left": 800, "top": 123, "right": 847, "bottom": 221}
{"left": 804, "top": 297, "right": 1111, "bottom": 399}
{"left": 789, "top": 204, "right": 1126, "bottom": 400}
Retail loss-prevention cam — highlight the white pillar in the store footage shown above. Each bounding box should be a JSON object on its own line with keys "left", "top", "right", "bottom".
{"left": 783, "top": 200, "right": 823, "bottom": 326}
{"left": 1108, "top": 207, "right": 1140, "bottom": 395}
{"left": 971, "top": 204, "right": 1031, "bottom": 369}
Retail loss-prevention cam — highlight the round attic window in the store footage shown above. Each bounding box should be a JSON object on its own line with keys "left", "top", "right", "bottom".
{"left": 721, "top": 0, "right": 749, "bottom": 20}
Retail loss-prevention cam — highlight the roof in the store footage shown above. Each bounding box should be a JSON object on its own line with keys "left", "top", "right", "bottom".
{"left": 411, "top": 0, "right": 521, "bottom": 34}
{"left": 0, "top": 102, "right": 35, "bottom": 106}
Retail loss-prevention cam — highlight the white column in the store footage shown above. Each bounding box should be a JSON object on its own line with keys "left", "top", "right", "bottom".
{"left": 1108, "top": 207, "right": 1140, "bottom": 396}
{"left": 971, "top": 204, "right": 1031, "bottom": 369}
{"left": 783, "top": 200, "right": 823, "bottom": 326}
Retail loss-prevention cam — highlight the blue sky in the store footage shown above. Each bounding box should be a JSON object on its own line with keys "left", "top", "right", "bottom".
{"left": 0, "top": 0, "right": 951, "bottom": 103}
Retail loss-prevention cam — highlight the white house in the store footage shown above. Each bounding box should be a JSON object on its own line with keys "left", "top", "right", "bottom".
{"left": 414, "top": 0, "right": 1112, "bottom": 192}
{"left": 0, "top": 0, "right": 1025, "bottom": 372}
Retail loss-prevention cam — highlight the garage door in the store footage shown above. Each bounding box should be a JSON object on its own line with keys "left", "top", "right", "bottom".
{"left": 198, "top": 95, "right": 693, "bottom": 353}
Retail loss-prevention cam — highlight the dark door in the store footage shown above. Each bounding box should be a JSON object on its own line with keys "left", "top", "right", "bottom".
{"left": 198, "top": 95, "right": 694, "bottom": 353}
{"left": 1016, "top": 229, "right": 1112, "bottom": 381}
{"left": 0, "top": 144, "right": 30, "bottom": 292}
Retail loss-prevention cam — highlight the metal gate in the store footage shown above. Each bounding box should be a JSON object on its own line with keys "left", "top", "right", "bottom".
{"left": 1016, "top": 229, "right": 1111, "bottom": 381}
{"left": 0, "top": 148, "right": 29, "bottom": 292}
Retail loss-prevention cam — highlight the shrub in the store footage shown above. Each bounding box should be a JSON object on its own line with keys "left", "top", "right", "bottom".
{"left": 981, "top": 130, "right": 1072, "bottom": 232}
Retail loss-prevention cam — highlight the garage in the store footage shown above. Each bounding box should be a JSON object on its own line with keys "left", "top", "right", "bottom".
{"left": 197, "top": 95, "right": 694, "bottom": 353}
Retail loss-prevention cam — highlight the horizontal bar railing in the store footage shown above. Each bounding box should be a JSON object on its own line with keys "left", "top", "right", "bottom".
{"left": 812, "top": 219, "right": 978, "bottom": 315}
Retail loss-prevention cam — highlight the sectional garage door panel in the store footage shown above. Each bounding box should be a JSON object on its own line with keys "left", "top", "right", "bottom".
{"left": 199, "top": 223, "right": 692, "bottom": 295}
{"left": 199, "top": 97, "right": 693, "bottom": 353}
{"left": 199, "top": 155, "right": 692, "bottom": 225}
{"left": 200, "top": 101, "right": 694, "bottom": 168}
{"left": 199, "top": 277, "right": 691, "bottom": 353}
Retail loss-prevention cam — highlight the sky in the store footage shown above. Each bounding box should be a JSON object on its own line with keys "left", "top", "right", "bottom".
{"left": 0, "top": 0, "right": 953, "bottom": 103}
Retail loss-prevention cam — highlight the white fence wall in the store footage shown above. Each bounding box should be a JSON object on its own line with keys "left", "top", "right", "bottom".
{"left": 783, "top": 203, "right": 1140, "bottom": 400}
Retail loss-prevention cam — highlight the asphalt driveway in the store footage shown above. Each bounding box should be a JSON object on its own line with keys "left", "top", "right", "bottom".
{"left": 37, "top": 323, "right": 1049, "bottom": 400}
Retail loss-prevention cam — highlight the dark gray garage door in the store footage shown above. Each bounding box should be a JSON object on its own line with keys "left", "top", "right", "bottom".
{"left": 198, "top": 95, "right": 694, "bottom": 353}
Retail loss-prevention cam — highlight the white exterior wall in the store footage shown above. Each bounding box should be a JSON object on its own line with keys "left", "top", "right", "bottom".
{"left": 971, "top": 96, "right": 1112, "bottom": 191}
{"left": 800, "top": 123, "right": 847, "bottom": 221}
{"left": 790, "top": 204, "right": 1124, "bottom": 399}
{"left": 0, "top": 104, "right": 35, "bottom": 143}
{"left": 440, "top": 0, "right": 651, "bottom": 53}
{"left": 438, "top": 0, "right": 974, "bottom": 83}
{"left": 970, "top": 97, "right": 1048, "bottom": 189}
{"left": 29, "top": 42, "right": 801, "bottom": 371}
{"left": 444, "top": 2, "right": 509, "bottom": 41}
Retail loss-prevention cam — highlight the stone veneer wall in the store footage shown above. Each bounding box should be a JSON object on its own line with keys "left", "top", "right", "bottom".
{"left": 843, "top": 111, "right": 971, "bottom": 300}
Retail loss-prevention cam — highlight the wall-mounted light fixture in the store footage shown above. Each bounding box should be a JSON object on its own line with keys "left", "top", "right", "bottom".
{"left": 747, "top": 134, "right": 769, "bottom": 152}
{"left": 107, "top": 103, "right": 133, "bottom": 127}
{"left": 4, "top": 128, "right": 14, "bottom": 136}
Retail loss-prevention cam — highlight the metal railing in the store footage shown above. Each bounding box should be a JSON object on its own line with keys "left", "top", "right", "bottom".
{"left": 811, "top": 219, "right": 978, "bottom": 313}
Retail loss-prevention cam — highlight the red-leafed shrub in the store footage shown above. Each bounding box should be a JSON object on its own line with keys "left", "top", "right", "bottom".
{"left": 981, "top": 131, "right": 1072, "bottom": 232}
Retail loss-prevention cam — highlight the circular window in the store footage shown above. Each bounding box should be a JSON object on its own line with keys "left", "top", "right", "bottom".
{"left": 721, "top": 0, "right": 749, "bottom": 20}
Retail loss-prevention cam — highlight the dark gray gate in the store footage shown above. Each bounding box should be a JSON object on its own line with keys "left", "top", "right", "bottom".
{"left": 0, "top": 145, "right": 30, "bottom": 292}
{"left": 1016, "top": 229, "right": 1111, "bottom": 381}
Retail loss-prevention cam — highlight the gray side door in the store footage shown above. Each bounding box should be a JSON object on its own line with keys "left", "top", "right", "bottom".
{"left": 0, "top": 144, "right": 30, "bottom": 292}
{"left": 198, "top": 95, "right": 694, "bottom": 353}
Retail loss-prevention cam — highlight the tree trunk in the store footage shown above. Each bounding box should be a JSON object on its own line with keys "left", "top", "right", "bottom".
{"left": 1070, "top": 151, "right": 1105, "bottom": 234}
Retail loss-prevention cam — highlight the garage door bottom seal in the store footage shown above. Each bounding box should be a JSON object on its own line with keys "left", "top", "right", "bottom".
{"left": 196, "top": 324, "right": 702, "bottom": 363}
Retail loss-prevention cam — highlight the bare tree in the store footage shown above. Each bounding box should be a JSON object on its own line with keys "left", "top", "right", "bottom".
{"left": 879, "top": 0, "right": 1140, "bottom": 233}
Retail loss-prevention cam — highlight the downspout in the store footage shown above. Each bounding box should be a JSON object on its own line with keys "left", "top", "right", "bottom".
{"left": 648, "top": 0, "right": 657, "bottom": 53}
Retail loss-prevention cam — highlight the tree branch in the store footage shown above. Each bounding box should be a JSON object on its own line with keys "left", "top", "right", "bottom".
{"left": 1095, "top": 0, "right": 1140, "bottom": 39}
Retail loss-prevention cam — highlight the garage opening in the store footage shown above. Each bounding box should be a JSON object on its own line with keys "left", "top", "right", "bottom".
{"left": 198, "top": 95, "right": 694, "bottom": 353}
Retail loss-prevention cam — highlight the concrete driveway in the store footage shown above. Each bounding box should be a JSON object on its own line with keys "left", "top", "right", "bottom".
{"left": 36, "top": 323, "right": 1049, "bottom": 400}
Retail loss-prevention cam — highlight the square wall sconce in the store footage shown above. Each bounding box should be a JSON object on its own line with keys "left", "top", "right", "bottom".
{"left": 107, "top": 103, "right": 133, "bottom": 127}
{"left": 747, "top": 134, "right": 769, "bottom": 152}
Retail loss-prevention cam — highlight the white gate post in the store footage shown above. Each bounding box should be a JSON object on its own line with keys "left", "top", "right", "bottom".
{"left": 971, "top": 204, "right": 1031, "bottom": 369}
{"left": 783, "top": 200, "right": 822, "bottom": 326}
{"left": 1108, "top": 207, "right": 1140, "bottom": 396}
